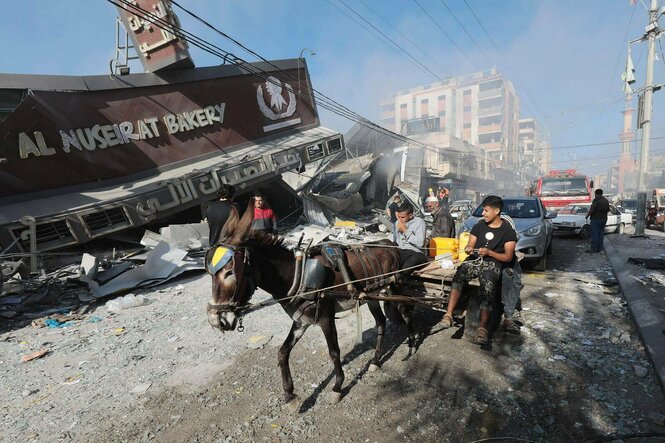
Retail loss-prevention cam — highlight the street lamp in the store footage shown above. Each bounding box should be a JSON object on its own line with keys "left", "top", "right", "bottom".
{"left": 297, "top": 48, "right": 316, "bottom": 94}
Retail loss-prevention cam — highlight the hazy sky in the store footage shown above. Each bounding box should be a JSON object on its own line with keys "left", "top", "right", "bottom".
{"left": 2, "top": 0, "right": 664, "bottom": 176}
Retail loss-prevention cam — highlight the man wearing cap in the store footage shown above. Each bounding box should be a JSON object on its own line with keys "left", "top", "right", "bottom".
{"left": 426, "top": 196, "right": 455, "bottom": 239}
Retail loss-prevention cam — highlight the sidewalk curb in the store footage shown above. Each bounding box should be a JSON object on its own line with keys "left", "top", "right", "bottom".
{"left": 604, "top": 237, "right": 665, "bottom": 393}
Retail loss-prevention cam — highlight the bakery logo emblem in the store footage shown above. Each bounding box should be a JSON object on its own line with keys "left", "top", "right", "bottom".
{"left": 256, "top": 77, "right": 300, "bottom": 132}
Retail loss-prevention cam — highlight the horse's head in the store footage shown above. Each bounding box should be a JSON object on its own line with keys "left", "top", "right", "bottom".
{"left": 207, "top": 198, "right": 256, "bottom": 332}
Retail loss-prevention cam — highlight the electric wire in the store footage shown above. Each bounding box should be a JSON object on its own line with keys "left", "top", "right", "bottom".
{"left": 412, "top": 0, "right": 475, "bottom": 67}
{"left": 332, "top": 0, "right": 446, "bottom": 82}
{"left": 114, "top": 0, "right": 374, "bottom": 131}
{"left": 357, "top": 0, "right": 450, "bottom": 75}
{"left": 109, "top": 0, "right": 430, "bottom": 152}
{"left": 437, "top": 0, "right": 487, "bottom": 57}
{"left": 111, "top": 0, "right": 665, "bottom": 172}
{"left": 324, "top": 0, "right": 446, "bottom": 81}
{"left": 167, "top": 0, "right": 661, "bottom": 162}
{"left": 591, "top": 1, "right": 638, "bottom": 140}
{"left": 461, "top": 0, "right": 545, "bottom": 121}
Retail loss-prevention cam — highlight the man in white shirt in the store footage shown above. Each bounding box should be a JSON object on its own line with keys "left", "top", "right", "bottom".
{"left": 395, "top": 203, "right": 428, "bottom": 276}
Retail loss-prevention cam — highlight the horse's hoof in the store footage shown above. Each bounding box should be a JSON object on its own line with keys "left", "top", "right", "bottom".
{"left": 330, "top": 391, "right": 343, "bottom": 404}
{"left": 368, "top": 363, "right": 381, "bottom": 372}
{"left": 285, "top": 395, "right": 301, "bottom": 413}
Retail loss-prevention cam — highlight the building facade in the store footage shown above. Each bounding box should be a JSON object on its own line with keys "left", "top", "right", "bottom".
{"left": 518, "top": 118, "right": 551, "bottom": 177}
{"left": 380, "top": 68, "right": 521, "bottom": 167}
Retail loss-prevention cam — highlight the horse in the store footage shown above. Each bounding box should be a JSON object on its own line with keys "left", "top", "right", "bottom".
{"left": 206, "top": 199, "right": 419, "bottom": 410}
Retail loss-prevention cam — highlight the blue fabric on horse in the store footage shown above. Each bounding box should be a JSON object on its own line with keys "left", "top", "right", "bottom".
{"left": 205, "top": 245, "right": 234, "bottom": 275}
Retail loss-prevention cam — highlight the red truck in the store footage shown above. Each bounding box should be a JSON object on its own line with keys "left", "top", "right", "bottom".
{"left": 529, "top": 169, "right": 593, "bottom": 212}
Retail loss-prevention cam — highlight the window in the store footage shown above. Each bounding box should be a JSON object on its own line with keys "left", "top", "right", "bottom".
{"left": 463, "top": 105, "right": 472, "bottom": 112}
{"left": 463, "top": 123, "right": 471, "bottom": 129}
{"left": 463, "top": 90, "right": 471, "bottom": 96}
{"left": 438, "top": 110, "right": 446, "bottom": 117}
{"left": 479, "top": 79, "right": 503, "bottom": 91}
{"left": 400, "top": 103, "right": 407, "bottom": 109}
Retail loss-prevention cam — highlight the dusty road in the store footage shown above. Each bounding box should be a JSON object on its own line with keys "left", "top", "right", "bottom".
{"left": 2, "top": 235, "right": 665, "bottom": 442}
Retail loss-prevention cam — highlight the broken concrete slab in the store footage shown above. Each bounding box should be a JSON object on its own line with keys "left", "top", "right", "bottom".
{"left": 159, "top": 223, "right": 210, "bottom": 250}
{"left": 80, "top": 253, "right": 100, "bottom": 280}
{"left": 79, "top": 241, "right": 188, "bottom": 301}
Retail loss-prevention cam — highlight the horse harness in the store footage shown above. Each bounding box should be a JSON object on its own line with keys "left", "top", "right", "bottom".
{"left": 205, "top": 242, "right": 256, "bottom": 331}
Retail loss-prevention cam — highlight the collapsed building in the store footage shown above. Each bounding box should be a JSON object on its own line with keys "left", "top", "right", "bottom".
{"left": 0, "top": 1, "right": 344, "bottom": 257}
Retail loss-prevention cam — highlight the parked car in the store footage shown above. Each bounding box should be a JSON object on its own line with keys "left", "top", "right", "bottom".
{"left": 552, "top": 203, "right": 632, "bottom": 238}
{"left": 449, "top": 202, "right": 474, "bottom": 220}
{"left": 616, "top": 198, "right": 637, "bottom": 223}
{"left": 615, "top": 205, "right": 635, "bottom": 224}
{"left": 462, "top": 197, "right": 555, "bottom": 271}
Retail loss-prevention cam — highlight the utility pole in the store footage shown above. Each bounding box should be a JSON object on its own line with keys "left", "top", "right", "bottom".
{"left": 634, "top": 0, "right": 661, "bottom": 236}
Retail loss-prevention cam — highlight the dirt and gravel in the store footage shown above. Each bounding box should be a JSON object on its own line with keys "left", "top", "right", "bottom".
{"left": 2, "top": 237, "right": 665, "bottom": 442}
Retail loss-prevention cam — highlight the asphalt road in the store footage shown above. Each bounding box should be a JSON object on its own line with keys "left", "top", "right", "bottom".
{"left": 2, "top": 234, "right": 665, "bottom": 442}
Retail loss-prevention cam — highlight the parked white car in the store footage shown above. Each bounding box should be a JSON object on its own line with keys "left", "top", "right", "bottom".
{"left": 552, "top": 203, "right": 632, "bottom": 238}
{"left": 449, "top": 203, "right": 474, "bottom": 220}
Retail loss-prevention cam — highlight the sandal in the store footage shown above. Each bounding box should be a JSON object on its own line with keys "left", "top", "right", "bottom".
{"left": 474, "top": 327, "right": 489, "bottom": 345}
{"left": 503, "top": 318, "right": 521, "bottom": 335}
{"left": 441, "top": 314, "right": 453, "bottom": 329}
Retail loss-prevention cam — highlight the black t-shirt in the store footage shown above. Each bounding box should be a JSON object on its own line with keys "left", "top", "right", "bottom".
{"left": 470, "top": 219, "right": 518, "bottom": 264}
{"left": 206, "top": 201, "right": 234, "bottom": 246}
{"left": 388, "top": 202, "right": 400, "bottom": 223}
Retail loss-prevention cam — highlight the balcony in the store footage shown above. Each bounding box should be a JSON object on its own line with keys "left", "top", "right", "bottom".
{"left": 478, "top": 88, "right": 502, "bottom": 100}
{"left": 478, "top": 123, "right": 502, "bottom": 134}
{"left": 478, "top": 106, "right": 502, "bottom": 117}
{"left": 479, "top": 141, "right": 501, "bottom": 150}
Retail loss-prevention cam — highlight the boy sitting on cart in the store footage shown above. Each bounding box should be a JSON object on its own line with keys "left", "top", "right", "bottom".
{"left": 440, "top": 195, "right": 517, "bottom": 345}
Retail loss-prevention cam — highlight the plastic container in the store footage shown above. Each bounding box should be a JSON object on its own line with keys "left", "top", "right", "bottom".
{"left": 458, "top": 232, "right": 471, "bottom": 261}
{"left": 429, "top": 237, "right": 458, "bottom": 259}
{"left": 106, "top": 294, "right": 147, "bottom": 313}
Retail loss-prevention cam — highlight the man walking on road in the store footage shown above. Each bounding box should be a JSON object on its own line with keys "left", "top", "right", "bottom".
{"left": 586, "top": 189, "right": 610, "bottom": 253}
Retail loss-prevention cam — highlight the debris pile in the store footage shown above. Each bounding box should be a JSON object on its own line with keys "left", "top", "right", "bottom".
{"left": 0, "top": 223, "right": 210, "bottom": 322}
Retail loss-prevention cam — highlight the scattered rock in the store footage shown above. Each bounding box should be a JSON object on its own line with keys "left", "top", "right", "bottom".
{"left": 247, "top": 335, "right": 272, "bottom": 350}
{"left": 20, "top": 348, "right": 49, "bottom": 363}
{"left": 647, "top": 412, "right": 665, "bottom": 426}
{"left": 633, "top": 365, "right": 648, "bottom": 378}
{"left": 619, "top": 332, "right": 631, "bottom": 342}
{"left": 532, "top": 424, "right": 545, "bottom": 434}
{"left": 132, "top": 382, "right": 152, "bottom": 395}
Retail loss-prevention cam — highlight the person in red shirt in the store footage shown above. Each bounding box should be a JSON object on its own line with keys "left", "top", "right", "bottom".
{"left": 252, "top": 192, "right": 278, "bottom": 233}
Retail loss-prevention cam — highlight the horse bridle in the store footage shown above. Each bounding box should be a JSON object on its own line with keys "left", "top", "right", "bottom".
{"left": 207, "top": 243, "right": 257, "bottom": 331}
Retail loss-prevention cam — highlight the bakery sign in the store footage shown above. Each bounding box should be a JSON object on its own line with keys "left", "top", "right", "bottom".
{"left": 17, "top": 103, "right": 226, "bottom": 159}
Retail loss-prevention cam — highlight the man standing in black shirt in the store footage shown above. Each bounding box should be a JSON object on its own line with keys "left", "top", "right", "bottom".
{"left": 386, "top": 195, "right": 402, "bottom": 242}
{"left": 206, "top": 184, "right": 236, "bottom": 246}
{"left": 585, "top": 189, "right": 610, "bottom": 253}
{"left": 441, "top": 195, "right": 517, "bottom": 345}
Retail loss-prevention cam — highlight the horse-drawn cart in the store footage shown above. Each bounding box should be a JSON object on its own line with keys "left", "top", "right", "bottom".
{"left": 206, "top": 203, "right": 514, "bottom": 408}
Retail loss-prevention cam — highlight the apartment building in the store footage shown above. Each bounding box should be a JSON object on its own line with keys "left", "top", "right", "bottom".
{"left": 518, "top": 118, "right": 551, "bottom": 176}
{"left": 379, "top": 68, "right": 520, "bottom": 166}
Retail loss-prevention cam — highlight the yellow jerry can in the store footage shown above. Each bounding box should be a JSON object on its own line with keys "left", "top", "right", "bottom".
{"left": 429, "top": 237, "right": 458, "bottom": 259}
{"left": 458, "top": 232, "right": 471, "bottom": 261}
